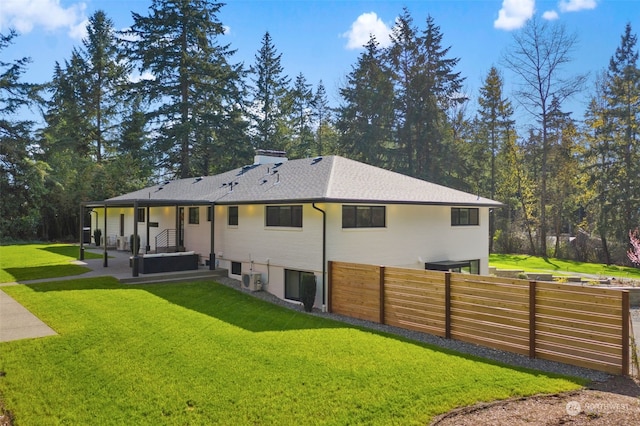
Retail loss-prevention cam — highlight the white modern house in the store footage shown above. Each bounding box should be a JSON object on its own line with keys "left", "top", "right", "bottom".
{"left": 81, "top": 152, "right": 502, "bottom": 310}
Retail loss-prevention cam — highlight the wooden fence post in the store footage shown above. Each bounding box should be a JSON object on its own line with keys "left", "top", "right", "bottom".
{"left": 445, "top": 272, "right": 451, "bottom": 339}
{"left": 622, "top": 290, "right": 630, "bottom": 376}
{"left": 529, "top": 281, "right": 537, "bottom": 359}
{"left": 379, "top": 266, "right": 385, "bottom": 324}
{"left": 327, "top": 261, "right": 333, "bottom": 313}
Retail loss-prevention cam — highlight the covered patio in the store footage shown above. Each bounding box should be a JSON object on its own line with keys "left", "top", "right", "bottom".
{"left": 79, "top": 199, "right": 217, "bottom": 278}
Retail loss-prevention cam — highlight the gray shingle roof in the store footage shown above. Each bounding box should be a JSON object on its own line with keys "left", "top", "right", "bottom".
{"left": 103, "top": 155, "right": 502, "bottom": 207}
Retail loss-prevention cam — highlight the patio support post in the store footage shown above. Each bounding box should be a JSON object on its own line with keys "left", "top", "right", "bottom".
{"left": 175, "top": 206, "right": 180, "bottom": 250}
{"left": 145, "top": 205, "right": 150, "bottom": 253}
{"left": 132, "top": 200, "right": 139, "bottom": 277}
{"left": 209, "top": 202, "right": 215, "bottom": 270}
{"left": 103, "top": 204, "right": 108, "bottom": 267}
{"left": 79, "top": 204, "right": 85, "bottom": 260}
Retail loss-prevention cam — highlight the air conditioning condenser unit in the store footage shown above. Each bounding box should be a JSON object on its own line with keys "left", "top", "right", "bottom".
{"left": 242, "top": 273, "right": 262, "bottom": 291}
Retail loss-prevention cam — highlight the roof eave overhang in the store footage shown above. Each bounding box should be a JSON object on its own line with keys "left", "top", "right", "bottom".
{"left": 213, "top": 197, "right": 505, "bottom": 208}
{"left": 83, "top": 199, "right": 214, "bottom": 208}
{"left": 83, "top": 197, "right": 504, "bottom": 208}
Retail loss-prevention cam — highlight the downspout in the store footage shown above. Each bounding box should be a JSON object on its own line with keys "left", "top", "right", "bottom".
{"left": 209, "top": 202, "right": 215, "bottom": 270}
{"left": 312, "top": 202, "right": 327, "bottom": 312}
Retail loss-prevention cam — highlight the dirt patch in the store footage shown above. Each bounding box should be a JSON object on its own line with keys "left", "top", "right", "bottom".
{"left": 432, "top": 376, "right": 640, "bottom": 425}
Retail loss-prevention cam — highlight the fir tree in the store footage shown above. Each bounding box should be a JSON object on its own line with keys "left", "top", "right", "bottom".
{"left": 249, "top": 31, "right": 291, "bottom": 151}
{"left": 385, "top": 10, "right": 464, "bottom": 181}
{"left": 606, "top": 23, "right": 640, "bottom": 241}
{"left": 477, "top": 66, "right": 514, "bottom": 251}
{"left": 288, "top": 72, "right": 314, "bottom": 158}
{"left": 336, "top": 35, "right": 394, "bottom": 167}
{"left": 0, "top": 31, "right": 47, "bottom": 239}
{"left": 312, "top": 80, "right": 332, "bottom": 156}
{"left": 125, "top": 0, "right": 243, "bottom": 178}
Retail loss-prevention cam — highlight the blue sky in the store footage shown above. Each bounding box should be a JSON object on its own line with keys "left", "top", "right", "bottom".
{"left": 1, "top": 0, "right": 638, "bottom": 123}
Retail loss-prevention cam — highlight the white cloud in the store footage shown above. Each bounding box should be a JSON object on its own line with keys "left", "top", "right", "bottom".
{"left": 494, "top": 0, "right": 535, "bottom": 31}
{"left": 68, "top": 18, "right": 88, "bottom": 40}
{"left": 559, "top": 0, "right": 597, "bottom": 12}
{"left": 342, "top": 12, "right": 393, "bottom": 50}
{"left": 542, "top": 10, "right": 559, "bottom": 20}
{"left": 129, "top": 71, "right": 155, "bottom": 83}
{"left": 0, "top": 0, "right": 87, "bottom": 39}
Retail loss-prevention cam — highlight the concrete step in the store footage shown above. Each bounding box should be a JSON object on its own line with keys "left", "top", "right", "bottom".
{"left": 120, "top": 268, "right": 227, "bottom": 285}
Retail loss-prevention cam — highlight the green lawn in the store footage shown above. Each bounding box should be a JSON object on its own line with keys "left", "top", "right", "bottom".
{"left": 0, "top": 277, "right": 584, "bottom": 425}
{"left": 0, "top": 244, "right": 101, "bottom": 283}
{"left": 489, "top": 253, "right": 640, "bottom": 279}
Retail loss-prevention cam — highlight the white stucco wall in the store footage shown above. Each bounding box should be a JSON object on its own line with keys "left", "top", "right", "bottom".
{"left": 216, "top": 202, "right": 489, "bottom": 305}
{"left": 95, "top": 202, "right": 490, "bottom": 308}
{"left": 323, "top": 203, "right": 490, "bottom": 275}
{"left": 216, "top": 204, "right": 324, "bottom": 301}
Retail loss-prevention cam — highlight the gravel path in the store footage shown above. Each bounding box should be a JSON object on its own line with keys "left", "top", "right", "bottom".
{"left": 215, "top": 276, "right": 614, "bottom": 383}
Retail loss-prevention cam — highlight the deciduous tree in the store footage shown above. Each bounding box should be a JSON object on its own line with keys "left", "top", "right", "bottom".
{"left": 503, "top": 17, "right": 587, "bottom": 257}
{"left": 629, "top": 228, "right": 640, "bottom": 265}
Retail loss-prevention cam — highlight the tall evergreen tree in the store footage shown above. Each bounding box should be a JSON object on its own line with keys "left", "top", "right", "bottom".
{"left": 39, "top": 12, "right": 142, "bottom": 239}
{"left": 312, "top": 80, "right": 332, "bottom": 156}
{"left": 385, "top": 10, "right": 464, "bottom": 181}
{"left": 584, "top": 25, "right": 640, "bottom": 263}
{"left": 125, "top": 0, "right": 242, "bottom": 178}
{"left": 287, "top": 72, "right": 314, "bottom": 158}
{"left": 583, "top": 73, "right": 615, "bottom": 263}
{"left": 545, "top": 98, "right": 583, "bottom": 258}
{"left": 336, "top": 36, "right": 395, "bottom": 167}
{"left": 43, "top": 57, "right": 92, "bottom": 156}
{"left": 249, "top": 31, "right": 291, "bottom": 151}
{"left": 0, "top": 31, "right": 47, "bottom": 239}
{"left": 476, "top": 66, "right": 514, "bottom": 251}
{"left": 606, "top": 23, "right": 640, "bottom": 242}
{"left": 82, "top": 10, "right": 131, "bottom": 162}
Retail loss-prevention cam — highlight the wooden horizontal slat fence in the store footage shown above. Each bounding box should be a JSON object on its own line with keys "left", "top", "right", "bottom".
{"left": 328, "top": 261, "right": 630, "bottom": 375}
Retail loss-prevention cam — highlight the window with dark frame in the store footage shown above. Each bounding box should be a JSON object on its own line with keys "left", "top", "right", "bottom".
{"left": 342, "top": 205, "right": 385, "bottom": 228}
{"left": 119, "top": 214, "right": 125, "bottom": 236}
{"left": 231, "top": 261, "right": 241, "bottom": 275}
{"left": 207, "top": 206, "right": 212, "bottom": 222}
{"left": 188, "top": 207, "right": 199, "bottom": 224}
{"left": 462, "top": 260, "right": 480, "bottom": 275}
{"left": 284, "top": 269, "right": 314, "bottom": 301}
{"left": 266, "top": 205, "right": 302, "bottom": 227}
{"left": 451, "top": 208, "right": 479, "bottom": 226}
{"left": 228, "top": 206, "right": 238, "bottom": 226}
{"left": 137, "top": 208, "right": 145, "bottom": 222}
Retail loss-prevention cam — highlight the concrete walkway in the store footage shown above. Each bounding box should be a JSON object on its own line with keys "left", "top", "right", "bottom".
{"left": 0, "top": 289, "right": 57, "bottom": 342}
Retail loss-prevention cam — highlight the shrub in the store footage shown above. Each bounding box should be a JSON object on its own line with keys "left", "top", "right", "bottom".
{"left": 300, "top": 274, "right": 317, "bottom": 312}
{"left": 130, "top": 234, "right": 141, "bottom": 254}
{"left": 93, "top": 229, "right": 102, "bottom": 246}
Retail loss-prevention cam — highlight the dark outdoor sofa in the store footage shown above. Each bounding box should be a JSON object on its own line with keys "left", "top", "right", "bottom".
{"left": 138, "top": 251, "right": 199, "bottom": 274}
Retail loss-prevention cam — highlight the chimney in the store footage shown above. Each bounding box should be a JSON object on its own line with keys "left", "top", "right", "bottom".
{"left": 254, "top": 149, "right": 288, "bottom": 165}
